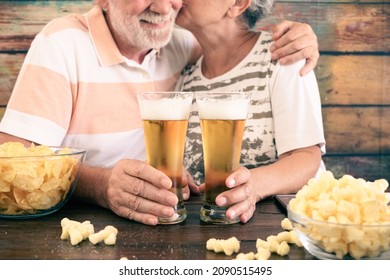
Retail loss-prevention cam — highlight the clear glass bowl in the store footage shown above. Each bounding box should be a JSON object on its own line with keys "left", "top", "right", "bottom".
{"left": 0, "top": 146, "right": 86, "bottom": 219}
{"left": 288, "top": 205, "right": 390, "bottom": 259}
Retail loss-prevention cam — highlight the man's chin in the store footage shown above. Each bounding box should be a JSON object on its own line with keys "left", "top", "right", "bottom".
{"left": 149, "top": 35, "right": 173, "bottom": 49}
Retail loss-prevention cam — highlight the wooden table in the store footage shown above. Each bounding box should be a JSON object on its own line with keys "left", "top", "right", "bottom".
{"left": 0, "top": 195, "right": 315, "bottom": 260}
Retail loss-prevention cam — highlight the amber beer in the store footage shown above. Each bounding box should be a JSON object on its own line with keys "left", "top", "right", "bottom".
{"left": 196, "top": 92, "right": 251, "bottom": 224}
{"left": 143, "top": 119, "right": 188, "bottom": 202}
{"left": 137, "top": 92, "right": 193, "bottom": 224}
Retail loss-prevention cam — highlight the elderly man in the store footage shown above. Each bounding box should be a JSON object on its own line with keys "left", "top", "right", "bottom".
{"left": 0, "top": 0, "right": 319, "bottom": 225}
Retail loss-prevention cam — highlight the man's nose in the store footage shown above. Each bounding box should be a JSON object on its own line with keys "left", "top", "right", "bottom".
{"left": 150, "top": 0, "right": 182, "bottom": 15}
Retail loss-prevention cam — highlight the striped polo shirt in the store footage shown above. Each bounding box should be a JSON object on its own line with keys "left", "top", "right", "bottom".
{"left": 177, "top": 32, "right": 325, "bottom": 185}
{"left": 0, "top": 5, "right": 198, "bottom": 167}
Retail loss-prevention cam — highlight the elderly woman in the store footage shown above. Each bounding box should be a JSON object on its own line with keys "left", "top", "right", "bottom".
{"left": 176, "top": 0, "right": 326, "bottom": 223}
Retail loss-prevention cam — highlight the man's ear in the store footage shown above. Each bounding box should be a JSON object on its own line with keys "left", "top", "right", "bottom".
{"left": 227, "top": 0, "right": 252, "bottom": 18}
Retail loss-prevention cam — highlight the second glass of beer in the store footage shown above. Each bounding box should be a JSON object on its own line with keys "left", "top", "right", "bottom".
{"left": 137, "top": 91, "right": 193, "bottom": 224}
{"left": 196, "top": 92, "right": 251, "bottom": 224}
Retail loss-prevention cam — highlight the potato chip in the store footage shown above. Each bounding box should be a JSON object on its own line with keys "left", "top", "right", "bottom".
{"left": 26, "top": 189, "right": 62, "bottom": 210}
{"left": 12, "top": 187, "right": 33, "bottom": 210}
{"left": 40, "top": 177, "right": 63, "bottom": 192}
{"left": 0, "top": 142, "right": 84, "bottom": 215}
{"left": 12, "top": 172, "right": 45, "bottom": 192}
{"left": 0, "top": 179, "right": 11, "bottom": 192}
{"left": 0, "top": 193, "right": 26, "bottom": 215}
{"left": 0, "top": 168, "right": 16, "bottom": 182}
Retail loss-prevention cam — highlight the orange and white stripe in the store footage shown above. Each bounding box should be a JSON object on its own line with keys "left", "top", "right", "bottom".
{"left": 0, "top": 5, "right": 198, "bottom": 167}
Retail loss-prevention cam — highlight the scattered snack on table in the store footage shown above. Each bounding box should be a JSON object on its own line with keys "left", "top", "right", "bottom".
{"left": 281, "top": 218, "right": 293, "bottom": 231}
{"left": 234, "top": 252, "right": 255, "bottom": 260}
{"left": 60, "top": 217, "right": 94, "bottom": 246}
{"left": 206, "top": 237, "right": 240, "bottom": 256}
{"left": 255, "top": 238, "right": 268, "bottom": 249}
{"left": 276, "top": 230, "right": 302, "bottom": 247}
{"left": 275, "top": 231, "right": 290, "bottom": 242}
{"left": 257, "top": 235, "right": 292, "bottom": 256}
{"left": 207, "top": 218, "right": 302, "bottom": 260}
{"left": 266, "top": 236, "right": 280, "bottom": 253}
{"left": 276, "top": 241, "right": 290, "bottom": 256}
{"left": 89, "top": 225, "right": 118, "bottom": 245}
{"left": 255, "top": 247, "right": 271, "bottom": 260}
{"left": 60, "top": 217, "right": 118, "bottom": 246}
{"left": 288, "top": 170, "right": 390, "bottom": 259}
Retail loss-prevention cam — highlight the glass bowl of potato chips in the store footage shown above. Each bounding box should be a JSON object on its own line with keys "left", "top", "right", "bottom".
{"left": 0, "top": 142, "right": 86, "bottom": 218}
{"left": 287, "top": 171, "right": 390, "bottom": 260}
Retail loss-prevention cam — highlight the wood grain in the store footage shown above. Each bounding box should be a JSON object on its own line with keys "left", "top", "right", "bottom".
{"left": 0, "top": 1, "right": 93, "bottom": 52}
{"left": 323, "top": 154, "right": 390, "bottom": 182}
{"left": 0, "top": 197, "right": 316, "bottom": 260}
{"left": 0, "top": 1, "right": 389, "bottom": 52}
{"left": 323, "top": 107, "right": 390, "bottom": 153}
{"left": 261, "top": 2, "right": 390, "bottom": 52}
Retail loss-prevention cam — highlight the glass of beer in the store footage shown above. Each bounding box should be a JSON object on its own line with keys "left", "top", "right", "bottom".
{"left": 196, "top": 92, "right": 251, "bottom": 224}
{"left": 137, "top": 91, "right": 193, "bottom": 224}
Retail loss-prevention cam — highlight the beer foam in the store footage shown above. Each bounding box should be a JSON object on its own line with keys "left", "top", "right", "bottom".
{"left": 196, "top": 98, "right": 249, "bottom": 120}
{"left": 139, "top": 97, "right": 192, "bottom": 120}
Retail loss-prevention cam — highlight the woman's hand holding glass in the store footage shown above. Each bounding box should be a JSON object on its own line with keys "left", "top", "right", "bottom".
{"left": 186, "top": 166, "right": 256, "bottom": 224}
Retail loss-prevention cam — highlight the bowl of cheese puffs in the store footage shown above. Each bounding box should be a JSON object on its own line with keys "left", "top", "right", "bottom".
{"left": 0, "top": 142, "right": 86, "bottom": 218}
{"left": 287, "top": 171, "right": 390, "bottom": 260}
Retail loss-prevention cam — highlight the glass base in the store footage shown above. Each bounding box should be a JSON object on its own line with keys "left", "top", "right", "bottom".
{"left": 158, "top": 205, "right": 187, "bottom": 225}
{"left": 200, "top": 203, "right": 240, "bottom": 224}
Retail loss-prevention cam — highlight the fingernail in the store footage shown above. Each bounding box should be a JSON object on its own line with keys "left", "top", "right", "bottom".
{"left": 228, "top": 210, "right": 236, "bottom": 219}
{"left": 168, "top": 195, "right": 178, "bottom": 206}
{"left": 217, "top": 197, "right": 227, "bottom": 206}
{"left": 240, "top": 214, "right": 248, "bottom": 223}
{"left": 269, "top": 45, "right": 276, "bottom": 52}
{"left": 163, "top": 207, "right": 174, "bottom": 217}
{"left": 162, "top": 178, "right": 172, "bottom": 188}
{"left": 227, "top": 178, "right": 236, "bottom": 188}
{"left": 148, "top": 217, "right": 158, "bottom": 225}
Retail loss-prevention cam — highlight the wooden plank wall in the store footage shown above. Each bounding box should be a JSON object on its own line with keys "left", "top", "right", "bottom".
{"left": 1, "top": 0, "right": 389, "bottom": 182}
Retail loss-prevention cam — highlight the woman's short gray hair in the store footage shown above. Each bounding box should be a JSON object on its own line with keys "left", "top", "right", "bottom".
{"left": 241, "top": 0, "right": 274, "bottom": 29}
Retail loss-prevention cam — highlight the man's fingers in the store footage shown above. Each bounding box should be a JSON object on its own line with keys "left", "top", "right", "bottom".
{"left": 124, "top": 161, "right": 172, "bottom": 190}
{"left": 272, "top": 36, "right": 315, "bottom": 61}
{"left": 270, "top": 20, "right": 319, "bottom": 75}
{"left": 106, "top": 159, "right": 181, "bottom": 226}
{"left": 123, "top": 208, "right": 159, "bottom": 226}
{"left": 115, "top": 192, "right": 176, "bottom": 222}
{"left": 299, "top": 57, "right": 317, "bottom": 76}
{"left": 274, "top": 44, "right": 319, "bottom": 76}
{"left": 271, "top": 20, "right": 295, "bottom": 40}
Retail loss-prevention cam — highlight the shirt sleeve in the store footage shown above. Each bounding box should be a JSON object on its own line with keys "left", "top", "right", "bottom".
{"left": 0, "top": 32, "right": 73, "bottom": 145}
{"left": 269, "top": 60, "right": 326, "bottom": 156}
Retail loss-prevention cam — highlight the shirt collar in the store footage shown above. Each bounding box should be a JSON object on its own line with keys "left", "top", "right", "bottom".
{"left": 84, "top": 5, "right": 125, "bottom": 66}
{"left": 84, "top": 6, "right": 161, "bottom": 67}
